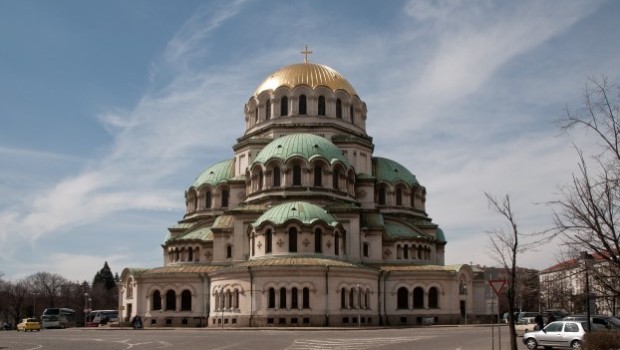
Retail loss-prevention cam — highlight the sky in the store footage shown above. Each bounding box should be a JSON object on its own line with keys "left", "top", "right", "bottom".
{"left": 1, "top": 0, "right": 620, "bottom": 282}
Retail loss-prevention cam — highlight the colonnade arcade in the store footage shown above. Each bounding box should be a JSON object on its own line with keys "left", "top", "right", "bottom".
{"left": 247, "top": 160, "right": 355, "bottom": 197}
{"left": 249, "top": 224, "right": 346, "bottom": 258}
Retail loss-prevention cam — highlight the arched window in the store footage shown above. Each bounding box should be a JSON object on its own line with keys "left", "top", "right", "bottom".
{"left": 152, "top": 290, "right": 162, "bottom": 311}
{"left": 350, "top": 105, "right": 354, "bottom": 123}
{"left": 293, "top": 165, "right": 302, "bottom": 186}
{"left": 251, "top": 235, "right": 255, "bottom": 256}
{"left": 318, "top": 96, "right": 326, "bottom": 116}
{"left": 378, "top": 187, "right": 386, "bottom": 205}
{"left": 233, "top": 289, "right": 239, "bottom": 308}
{"left": 363, "top": 243, "right": 369, "bottom": 257}
{"left": 396, "top": 188, "right": 403, "bottom": 206}
{"left": 265, "top": 229, "right": 272, "bottom": 253}
{"left": 221, "top": 189, "right": 229, "bottom": 207}
{"left": 205, "top": 191, "right": 212, "bottom": 209}
{"left": 336, "top": 99, "right": 342, "bottom": 119}
{"left": 268, "top": 288, "right": 275, "bottom": 308}
{"left": 332, "top": 168, "right": 340, "bottom": 190}
{"left": 258, "top": 170, "right": 263, "bottom": 190}
{"left": 291, "top": 287, "right": 298, "bottom": 309}
{"left": 418, "top": 246, "right": 423, "bottom": 259}
{"left": 265, "top": 100, "right": 271, "bottom": 120}
{"left": 281, "top": 96, "right": 288, "bottom": 116}
{"left": 303, "top": 287, "right": 310, "bottom": 309}
{"left": 226, "top": 244, "right": 232, "bottom": 259}
{"left": 429, "top": 287, "right": 439, "bottom": 308}
{"left": 335, "top": 233, "right": 340, "bottom": 256}
{"left": 288, "top": 227, "right": 298, "bottom": 253}
{"left": 314, "top": 166, "right": 322, "bottom": 186}
{"left": 403, "top": 244, "right": 409, "bottom": 259}
{"left": 341, "top": 288, "right": 346, "bottom": 308}
{"left": 188, "top": 248, "right": 193, "bottom": 261}
{"left": 349, "top": 289, "right": 355, "bottom": 309}
{"left": 226, "top": 290, "right": 232, "bottom": 309}
{"left": 314, "top": 228, "right": 322, "bottom": 253}
{"left": 299, "top": 95, "right": 307, "bottom": 115}
{"left": 397, "top": 287, "right": 409, "bottom": 309}
{"left": 181, "top": 290, "right": 192, "bottom": 311}
{"left": 341, "top": 231, "right": 347, "bottom": 255}
{"left": 255, "top": 108, "right": 258, "bottom": 123}
{"left": 273, "top": 166, "right": 281, "bottom": 187}
{"left": 413, "top": 287, "right": 424, "bottom": 308}
{"left": 396, "top": 244, "right": 402, "bottom": 260}
{"left": 166, "top": 290, "right": 176, "bottom": 311}
{"left": 279, "top": 287, "right": 287, "bottom": 309}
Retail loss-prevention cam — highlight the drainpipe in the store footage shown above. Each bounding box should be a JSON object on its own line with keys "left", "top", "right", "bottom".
{"left": 325, "top": 265, "right": 330, "bottom": 327}
{"left": 248, "top": 267, "right": 253, "bottom": 327}
{"left": 378, "top": 270, "right": 383, "bottom": 326}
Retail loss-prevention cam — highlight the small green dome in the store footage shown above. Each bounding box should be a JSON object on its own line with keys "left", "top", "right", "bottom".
{"left": 192, "top": 159, "right": 234, "bottom": 188}
{"left": 436, "top": 228, "right": 447, "bottom": 243}
{"left": 252, "top": 201, "right": 340, "bottom": 228}
{"left": 373, "top": 157, "right": 418, "bottom": 185}
{"left": 253, "top": 133, "right": 349, "bottom": 167}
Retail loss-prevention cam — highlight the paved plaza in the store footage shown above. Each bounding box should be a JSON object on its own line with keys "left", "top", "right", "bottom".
{"left": 0, "top": 325, "right": 528, "bottom": 350}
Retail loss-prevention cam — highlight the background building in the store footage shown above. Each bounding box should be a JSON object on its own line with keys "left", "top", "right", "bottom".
{"left": 119, "top": 57, "right": 486, "bottom": 327}
{"left": 539, "top": 253, "right": 618, "bottom": 316}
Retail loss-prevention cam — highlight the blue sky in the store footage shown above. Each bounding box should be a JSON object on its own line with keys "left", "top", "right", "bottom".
{"left": 1, "top": 0, "right": 619, "bottom": 282}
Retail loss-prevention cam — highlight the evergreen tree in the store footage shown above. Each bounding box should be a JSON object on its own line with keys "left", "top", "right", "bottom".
{"left": 92, "top": 262, "right": 116, "bottom": 290}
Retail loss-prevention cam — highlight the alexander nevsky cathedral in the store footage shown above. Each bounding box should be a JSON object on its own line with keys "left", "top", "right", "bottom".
{"left": 120, "top": 49, "right": 485, "bottom": 328}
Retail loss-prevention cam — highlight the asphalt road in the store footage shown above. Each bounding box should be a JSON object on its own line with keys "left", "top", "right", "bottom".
{"left": 0, "top": 326, "right": 529, "bottom": 350}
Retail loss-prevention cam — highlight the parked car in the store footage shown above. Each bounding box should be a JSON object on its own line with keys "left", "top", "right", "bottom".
{"left": 562, "top": 315, "right": 620, "bottom": 330}
{"left": 545, "top": 309, "right": 569, "bottom": 320}
{"left": 518, "top": 311, "right": 539, "bottom": 321}
{"left": 522, "top": 320, "right": 604, "bottom": 350}
{"left": 16, "top": 318, "right": 41, "bottom": 332}
{"left": 515, "top": 317, "right": 538, "bottom": 336}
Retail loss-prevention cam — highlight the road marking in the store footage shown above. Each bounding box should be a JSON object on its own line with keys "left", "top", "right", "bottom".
{"left": 286, "top": 336, "right": 432, "bottom": 350}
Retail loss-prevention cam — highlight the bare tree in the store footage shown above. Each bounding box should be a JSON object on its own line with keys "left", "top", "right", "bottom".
{"left": 486, "top": 193, "right": 525, "bottom": 350}
{"left": 552, "top": 76, "right": 620, "bottom": 297}
{"left": 27, "top": 272, "right": 69, "bottom": 308}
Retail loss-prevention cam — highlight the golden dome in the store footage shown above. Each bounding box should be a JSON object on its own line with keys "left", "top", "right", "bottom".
{"left": 254, "top": 62, "right": 357, "bottom": 96}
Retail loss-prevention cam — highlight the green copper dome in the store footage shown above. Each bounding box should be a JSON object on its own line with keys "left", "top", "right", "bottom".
{"left": 192, "top": 159, "right": 234, "bottom": 188}
{"left": 252, "top": 201, "right": 340, "bottom": 228}
{"left": 373, "top": 157, "right": 418, "bottom": 185}
{"left": 253, "top": 133, "right": 349, "bottom": 167}
{"left": 436, "top": 228, "right": 447, "bottom": 243}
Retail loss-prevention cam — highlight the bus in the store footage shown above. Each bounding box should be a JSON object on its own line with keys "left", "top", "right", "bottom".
{"left": 41, "top": 308, "right": 76, "bottom": 329}
{"left": 86, "top": 310, "right": 118, "bottom": 327}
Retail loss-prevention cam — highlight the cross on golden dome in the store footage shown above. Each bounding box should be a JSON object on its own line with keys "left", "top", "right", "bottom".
{"left": 301, "top": 45, "right": 313, "bottom": 63}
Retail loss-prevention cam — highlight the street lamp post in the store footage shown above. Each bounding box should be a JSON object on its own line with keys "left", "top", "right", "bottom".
{"left": 581, "top": 252, "right": 593, "bottom": 332}
{"left": 84, "top": 292, "right": 89, "bottom": 327}
{"left": 33, "top": 292, "right": 38, "bottom": 319}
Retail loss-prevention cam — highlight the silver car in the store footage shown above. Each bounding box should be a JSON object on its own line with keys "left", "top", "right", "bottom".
{"left": 522, "top": 321, "right": 587, "bottom": 350}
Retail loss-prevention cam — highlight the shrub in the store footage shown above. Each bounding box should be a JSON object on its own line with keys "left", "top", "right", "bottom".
{"left": 583, "top": 331, "right": 620, "bottom": 350}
